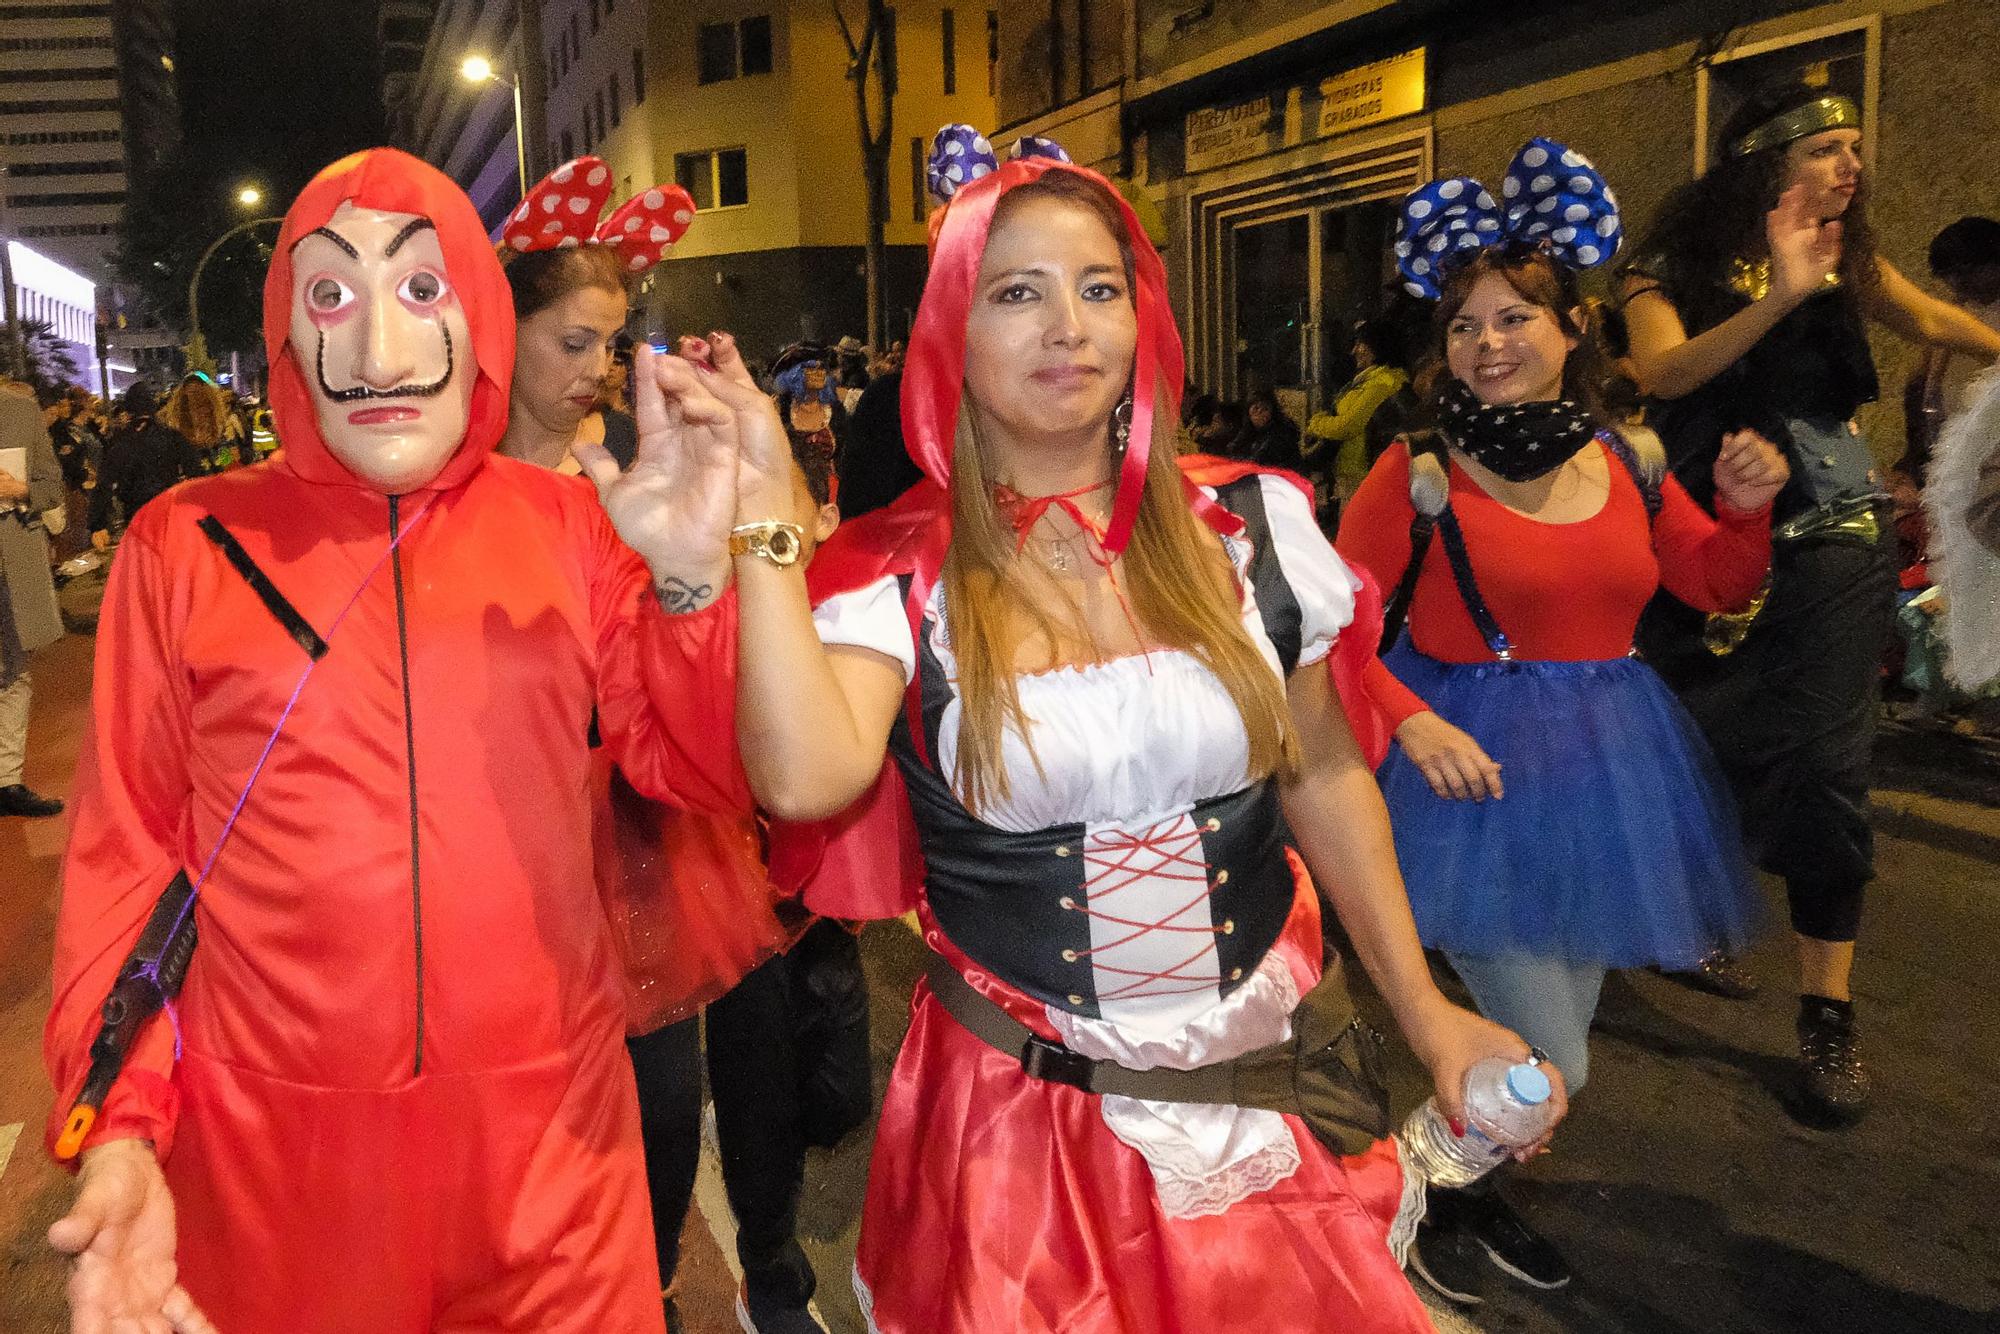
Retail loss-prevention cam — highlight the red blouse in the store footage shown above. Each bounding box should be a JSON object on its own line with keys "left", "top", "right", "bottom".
{"left": 1335, "top": 440, "right": 1772, "bottom": 726}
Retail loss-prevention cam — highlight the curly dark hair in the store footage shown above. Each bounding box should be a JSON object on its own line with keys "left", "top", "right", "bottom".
{"left": 1413, "top": 245, "right": 1633, "bottom": 426}
{"left": 1624, "top": 81, "right": 1877, "bottom": 332}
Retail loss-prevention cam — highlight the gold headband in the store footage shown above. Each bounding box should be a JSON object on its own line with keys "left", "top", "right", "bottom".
{"left": 1730, "top": 95, "right": 1861, "bottom": 157}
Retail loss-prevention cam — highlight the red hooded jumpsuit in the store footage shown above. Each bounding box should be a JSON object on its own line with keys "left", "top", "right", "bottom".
{"left": 43, "top": 149, "right": 744, "bottom": 1331}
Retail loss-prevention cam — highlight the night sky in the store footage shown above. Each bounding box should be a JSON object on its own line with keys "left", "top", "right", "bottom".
{"left": 172, "top": 0, "right": 387, "bottom": 206}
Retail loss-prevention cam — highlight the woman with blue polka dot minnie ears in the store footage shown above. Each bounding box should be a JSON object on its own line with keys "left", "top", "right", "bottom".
{"left": 1336, "top": 137, "right": 1789, "bottom": 1306}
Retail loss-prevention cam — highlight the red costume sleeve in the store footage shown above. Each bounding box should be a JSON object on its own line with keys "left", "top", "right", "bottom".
{"left": 1651, "top": 476, "right": 1772, "bottom": 614}
{"left": 588, "top": 508, "right": 752, "bottom": 816}
{"left": 1334, "top": 446, "right": 1433, "bottom": 730}
{"left": 44, "top": 513, "right": 190, "bottom": 1163}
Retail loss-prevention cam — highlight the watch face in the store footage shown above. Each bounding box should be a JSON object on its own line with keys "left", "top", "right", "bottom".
{"left": 768, "top": 527, "right": 800, "bottom": 561}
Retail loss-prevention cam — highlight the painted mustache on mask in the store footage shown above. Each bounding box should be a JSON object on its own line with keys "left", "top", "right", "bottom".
{"left": 316, "top": 324, "right": 456, "bottom": 402}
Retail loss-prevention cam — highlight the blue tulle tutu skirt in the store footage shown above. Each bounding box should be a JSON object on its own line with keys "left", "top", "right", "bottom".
{"left": 1377, "top": 644, "right": 1761, "bottom": 969}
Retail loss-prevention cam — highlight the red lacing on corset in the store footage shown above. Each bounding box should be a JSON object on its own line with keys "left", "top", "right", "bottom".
{"left": 1067, "top": 818, "right": 1227, "bottom": 1002}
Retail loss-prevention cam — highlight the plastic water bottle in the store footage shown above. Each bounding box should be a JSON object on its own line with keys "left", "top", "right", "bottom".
{"left": 1398, "top": 1058, "right": 1557, "bottom": 1188}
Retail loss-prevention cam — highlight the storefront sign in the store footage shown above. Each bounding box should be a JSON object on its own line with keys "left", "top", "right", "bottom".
{"left": 1185, "top": 95, "right": 1278, "bottom": 173}
{"left": 1316, "top": 48, "right": 1426, "bottom": 138}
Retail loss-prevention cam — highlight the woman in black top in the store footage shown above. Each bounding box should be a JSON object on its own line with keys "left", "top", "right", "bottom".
{"left": 1622, "top": 82, "right": 2000, "bottom": 1128}
{"left": 1237, "top": 387, "right": 1304, "bottom": 471}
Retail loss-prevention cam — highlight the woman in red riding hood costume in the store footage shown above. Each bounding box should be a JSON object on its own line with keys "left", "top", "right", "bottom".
{"left": 654, "top": 126, "right": 1566, "bottom": 1333}
{"left": 42, "top": 148, "right": 755, "bottom": 1333}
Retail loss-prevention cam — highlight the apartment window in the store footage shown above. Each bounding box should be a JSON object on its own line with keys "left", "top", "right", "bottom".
{"left": 13, "top": 190, "right": 125, "bottom": 209}
{"left": 741, "top": 16, "right": 772, "bottom": 75}
{"left": 12, "top": 159, "right": 123, "bottom": 177}
{"left": 595, "top": 87, "right": 608, "bottom": 138}
{"left": 697, "top": 23, "right": 734, "bottom": 84}
{"left": 987, "top": 9, "right": 998, "bottom": 96}
{"left": 0, "top": 96, "right": 119, "bottom": 115}
{"left": 0, "top": 66, "right": 118, "bottom": 84}
{"left": 547, "top": 55, "right": 556, "bottom": 88}
{"left": 698, "top": 16, "right": 773, "bottom": 84}
{"left": 590, "top": 0, "right": 600, "bottom": 33}
{"left": 5, "top": 128, "right": 120, "bottom": 146}
{"left": 941, "top": 9, "right": 955, "bottom": 95}
{"left": 675, "top": 148, "right": 749, "bottom": 210}
{"left": 632, "top": 47, "right": 646, "bottom": 103}
{"left": 910, "top": 135, "right": 926, "bottom": 221}
{"left": 0, "top": 4, "right": 112, "bottom": 17}
{"left": 571, "top": 15, "right": 581, "bottom": 59}
{"left": 561, "top": 128, "right": 575, "bottom": 159}
{"left": 608, "top": 72, "right": 621, "bottom": 127}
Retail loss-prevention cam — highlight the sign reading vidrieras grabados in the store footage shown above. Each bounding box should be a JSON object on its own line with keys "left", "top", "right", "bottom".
{"left": 1184, "top": 94, "right": 1278, "bottom": 173}
{"left": 1316, "top": 49, "right": 1426, "bottom": 138}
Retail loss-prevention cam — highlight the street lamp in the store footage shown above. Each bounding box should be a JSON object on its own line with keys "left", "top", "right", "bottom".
{"left": 236, "top": 184, "right": 263, "bottom": 209}
{"left": 186, "top": 214, "right": 281, "bottom": 375}
{"left": 460, "top": 53, "right": 528, "bottom": 200}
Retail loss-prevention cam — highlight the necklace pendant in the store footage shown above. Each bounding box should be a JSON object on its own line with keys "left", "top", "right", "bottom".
{"left": 1045, "top": 539, "right": 1071, "bottom": 572}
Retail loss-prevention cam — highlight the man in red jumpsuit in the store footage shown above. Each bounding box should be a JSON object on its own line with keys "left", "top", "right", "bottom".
{"left": 43, "top": 149, "right": 747, "bottom": 1331}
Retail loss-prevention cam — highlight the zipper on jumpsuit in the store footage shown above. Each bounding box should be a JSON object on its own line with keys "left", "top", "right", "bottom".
{"left": 389, "top": 493, "right": 425, "bottom": 1076}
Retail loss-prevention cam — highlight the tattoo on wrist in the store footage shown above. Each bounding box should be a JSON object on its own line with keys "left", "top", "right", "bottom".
{"left": 654, "top": 577, "right": 717, "bottom": 615}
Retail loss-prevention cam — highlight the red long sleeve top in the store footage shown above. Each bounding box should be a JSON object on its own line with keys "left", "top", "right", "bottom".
{"left": 1335, "top": 440, "right": 1772, "bottom": 727}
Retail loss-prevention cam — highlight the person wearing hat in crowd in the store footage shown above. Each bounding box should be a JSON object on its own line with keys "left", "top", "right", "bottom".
{"left": 1622, "top": 82, "right": 2000, "bottom": 1128}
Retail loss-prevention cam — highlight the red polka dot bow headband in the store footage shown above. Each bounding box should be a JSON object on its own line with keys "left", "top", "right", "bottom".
{"left": 501, "top": 155, "right": 696, "bottom": 273}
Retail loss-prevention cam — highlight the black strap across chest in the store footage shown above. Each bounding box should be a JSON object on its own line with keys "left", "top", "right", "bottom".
{"left": 197, "top": 515, "right": 328, "bottom": 660}
{"left": 1379, "top": 432, "right": 1660, "bottom": 657}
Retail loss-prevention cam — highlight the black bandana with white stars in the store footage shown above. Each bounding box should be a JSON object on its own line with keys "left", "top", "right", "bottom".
{"left": 1436, "top": 378, "right": 1597, "bottom": 482}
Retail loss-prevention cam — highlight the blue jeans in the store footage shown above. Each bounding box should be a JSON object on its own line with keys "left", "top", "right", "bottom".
{"left": 1445, "top": 951, "right": 1607, "bottom": 1095}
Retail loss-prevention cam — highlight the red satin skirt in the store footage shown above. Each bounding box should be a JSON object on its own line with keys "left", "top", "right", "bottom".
{"left": 852, "top": 914, "right": 1434, "bottom": 1332}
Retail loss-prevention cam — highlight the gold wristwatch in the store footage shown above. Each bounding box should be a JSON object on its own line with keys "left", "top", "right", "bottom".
{"left": 728, "top": 520, "right": 805, "bottom": 567}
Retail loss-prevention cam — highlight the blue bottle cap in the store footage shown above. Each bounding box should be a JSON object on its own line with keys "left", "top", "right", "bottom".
{"left": 1506, "top": 1063, "right": 1552, "bottom": 1105}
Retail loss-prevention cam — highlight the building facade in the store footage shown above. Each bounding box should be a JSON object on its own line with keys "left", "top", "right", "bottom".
{"left": 0, "top": 0, "right": 127, "bottom": 279}
{"left": 399, "top": 0, "right": 541, "bottom": 232}
{"left": 0, "top": 0, "right": 179, "bottom": 392}
{"left": 532, "top": 0, "right": 997, "bottom": 356}
{"left": 998, "top": 0, "right": 2000, "bottom": 462}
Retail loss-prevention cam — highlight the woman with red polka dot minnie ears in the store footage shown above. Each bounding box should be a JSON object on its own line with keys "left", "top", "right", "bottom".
{"left": 497, "top": 157, "right": 696, "bottom": 476}
{"left": 497, "top": 158, "right": 845, "bottom": 1333}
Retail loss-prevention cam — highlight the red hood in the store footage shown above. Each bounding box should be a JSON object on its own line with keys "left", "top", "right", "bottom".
{"left": 262, "top": 148, "right": 515, "bottom": 492}
{"left": 901, "top": 155, "right": 1184, "bottom": 555}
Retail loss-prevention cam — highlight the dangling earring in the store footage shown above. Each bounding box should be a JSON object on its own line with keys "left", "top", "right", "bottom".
{"left": 1113, "top": 396, "right": 1134, "bottom": 456}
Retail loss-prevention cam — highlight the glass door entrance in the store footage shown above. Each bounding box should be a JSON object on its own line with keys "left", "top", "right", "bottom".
{"left": 1227, "top": 198, "right": 1398, "bottom": 417}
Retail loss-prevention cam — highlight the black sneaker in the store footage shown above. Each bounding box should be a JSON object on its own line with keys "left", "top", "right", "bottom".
{"left": 1657, "top": 950, "right": 1760, "bottom": 1001}
{"left": 1458, "top": 1185, "right": 1572, "bottom": 1290}
{"left": 663, "top": 1294, "right": 685, "bottom": 1334}
{"left": 0, "top": 783, "right": 62, "bottom": 818}
{"left": 1407, "top": 1209, "right": 1488, "bottom": 1307}
{"left": 1792, "top": 997, "right": 1870, "bottom": 1129}
{"left": 735, "top": 1280, "right": 829, "bottom": 1334}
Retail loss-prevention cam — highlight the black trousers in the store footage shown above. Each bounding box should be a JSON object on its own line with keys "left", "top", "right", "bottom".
{"left": 627, "top": 921, "right": 866, "bottom": 1306}
{"left": 1652, "top": 536, "right": 1896, "bottom": 943}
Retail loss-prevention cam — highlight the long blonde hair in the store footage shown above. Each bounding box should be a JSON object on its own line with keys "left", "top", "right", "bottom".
{"left": 940, "top": 174, "right": 1298, "bottom": 815}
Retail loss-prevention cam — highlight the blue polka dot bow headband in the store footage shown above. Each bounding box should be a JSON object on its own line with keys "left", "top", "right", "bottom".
{"left": 1394, "top": 137, "right": 1622, "bottom": 300}
{"left": 926, "top": 123, "right": 1071, "bottom": 204}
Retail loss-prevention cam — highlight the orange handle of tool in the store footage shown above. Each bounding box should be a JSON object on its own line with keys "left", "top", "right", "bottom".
{"left": 54, "top": 1103, "right": 97, "bottom": 1162}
